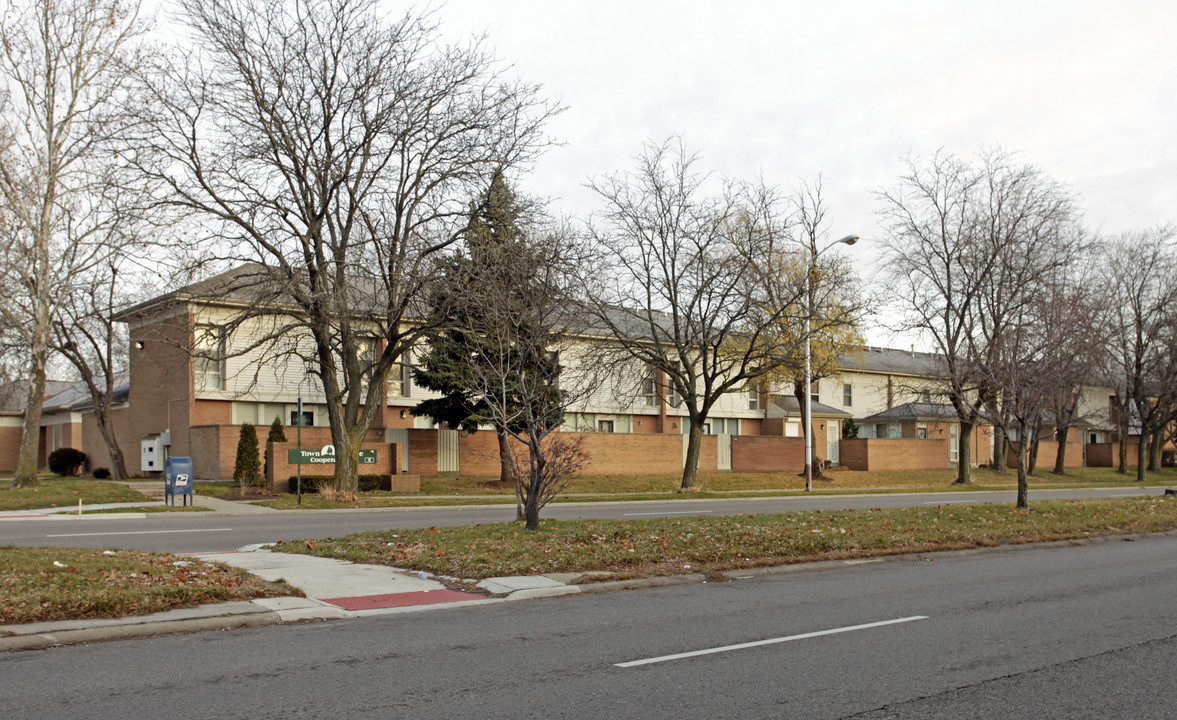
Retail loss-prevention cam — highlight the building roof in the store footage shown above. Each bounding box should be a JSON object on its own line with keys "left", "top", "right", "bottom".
{"left": 767, "top": 395, "right": 852, "bottom": 419}
{"left": 838, "top": 346, "right": 943, "bottom": 377}
{"left": 42, "top": 373, "right": 130, "bottom": 414}
{"left": 860, "top": 402, "right": 959, "bottom": 423}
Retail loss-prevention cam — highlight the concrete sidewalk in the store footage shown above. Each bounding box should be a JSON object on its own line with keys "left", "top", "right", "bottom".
{"left": 0, "top": 545, "right": 588, "bottom": 653}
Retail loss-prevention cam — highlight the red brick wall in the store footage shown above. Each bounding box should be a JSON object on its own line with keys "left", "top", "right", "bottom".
{"left": 436, "top": 430, "right": 689, "bottom": 477}
{"left": 730, "top": 436, "right": 805, "bottom": 472}
{"left": 840, "top": 438, "right": 949, "bottom": 471}
{"left": 407, "top": 428, "right": 439, "bottom": 475}
{"left": 265, "top": 439, "right": 396, "bottom": 491}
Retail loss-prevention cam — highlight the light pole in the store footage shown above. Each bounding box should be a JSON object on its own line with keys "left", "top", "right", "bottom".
{"left": 804, "top": 233, "right": 858, "bottom": 492}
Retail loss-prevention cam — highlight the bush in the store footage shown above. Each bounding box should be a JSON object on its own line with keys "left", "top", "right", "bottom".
{"left": 287, "top": 474, "right": 383, "bottom": 493}
{"left": 267, "top": 417, "right": 287, "bottom": 443}
{"left": 233, "top": 423, "right": 262, "bottom": 490}
{"left": 48, "top": 448, "right": 87, "bottom": 476}
{"left": 92, "top": 467, "right": 111, "bottom": 480}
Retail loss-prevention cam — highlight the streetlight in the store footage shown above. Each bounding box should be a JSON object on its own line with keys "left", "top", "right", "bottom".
{"left": 804, "top": 233, "right": 858, "bottom": 492}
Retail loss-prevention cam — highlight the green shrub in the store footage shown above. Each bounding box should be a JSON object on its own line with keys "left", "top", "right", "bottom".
{"left": 286, "top": 474, "right": 383, "bottom": 493}
{"left": 233, "top": 423, "right": 262, "bottom": 490}
{"left": 267, "top": 417, "right": 287, "bottom": 443}
{"left": 92, "top": 467, "right": 111, "bottom": 480}
{"left": 48, "top": 448, "right": 87, "bottom": 476}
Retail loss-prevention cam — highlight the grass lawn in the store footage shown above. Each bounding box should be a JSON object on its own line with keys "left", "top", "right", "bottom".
{"left": 0, "top": 478, "right": 148, "bottom": 511}
{"left": 273, "top": 496, "right": 1177, "bottom": 580}
{"left": 0, "top": 546, "right": 299, "bottom": 625}
{"left": 254, "top": 466, "right": 1177, "bottom": 509}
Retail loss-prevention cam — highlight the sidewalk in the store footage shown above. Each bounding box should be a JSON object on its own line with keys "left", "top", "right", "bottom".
{"left": 0, "top": 544, "right": 588, "bottom": 653}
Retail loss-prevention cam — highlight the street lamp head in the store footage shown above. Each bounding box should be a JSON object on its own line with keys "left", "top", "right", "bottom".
{"left": 837, "top": 234, "right": 859, "bottom": 246}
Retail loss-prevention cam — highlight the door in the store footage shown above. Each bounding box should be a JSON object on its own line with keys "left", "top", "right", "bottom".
{"left": 437, "top": 428, "right": 460, "bottom": 474}
{"left": 827, "top": 422, "right": 840, "bottom": 464}
{"left": 717, "top": 433, "right": 732, "bottom": 471}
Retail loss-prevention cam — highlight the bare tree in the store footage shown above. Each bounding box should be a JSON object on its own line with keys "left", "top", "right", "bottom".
{"left": 584, "top": 139, "right": 841, "bottom": 490}
{"left": 136, "top": 0, "right": 556, "bottom": 493}
{"left": 878, "top": 149, "right": 1078, "bottom": 486}
{"left": 0, "top": 0, "right": 148, "bottom": 487}
{"left": 1101, "top": 227, "right": 1177, "bottom": 481}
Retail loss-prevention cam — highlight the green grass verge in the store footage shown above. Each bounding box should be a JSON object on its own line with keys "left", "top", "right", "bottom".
{"left": 273, "top": 496, "right": 1177, "bottom": 580}
{"left": 0, "top": 546, "right": 300, "bottom": 625}
{"left": 80, "top": 505, "right": 214, "bottom": 514}
{"left": 0, "top": 479, "right": 148, "bottom": 511}
{"left": 254, "top": 466, "right": 1177, "bottom": 510}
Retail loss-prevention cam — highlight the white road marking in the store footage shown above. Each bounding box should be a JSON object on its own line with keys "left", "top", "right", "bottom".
{"left": 843, "top": 559, "right": 882, "bottom": 565}
{"left": 615, "top": 615, "right": 929, "bottom": 668}
{"left": 45, "top": 528, "right": 232, "bottom": 538}
{"left": 622, "top": 511, "right": 714, "bottom": 517}
{"left": 922, "top": 499, "right": 976, "bottom": 504}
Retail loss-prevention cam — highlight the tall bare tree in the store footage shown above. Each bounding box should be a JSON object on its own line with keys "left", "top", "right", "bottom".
{"left": 878, "top": 149, "right": 1077, "bottom": 486}
{"left": 136, "top": 0, "right": 556, "bottom": 493}
{"left": 1101, "top": 227, "right": 1177, "bottom": 482}
{"left": 0, "top": 0, "right": 147, "bottom": 487}
{"left": 584, "top": 139, "right": 848, "bottom": 490}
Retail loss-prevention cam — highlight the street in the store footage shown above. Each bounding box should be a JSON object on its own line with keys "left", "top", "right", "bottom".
{"left": 0, "top": 486, "right": 1165, "bottom": 553}
{"left": 3, "top": 531, "right": 1176, "bottom": 718}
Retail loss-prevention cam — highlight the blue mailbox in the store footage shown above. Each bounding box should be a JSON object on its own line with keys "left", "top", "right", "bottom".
{"left": 164, "top": 456, "right": 194, "bottom": 507}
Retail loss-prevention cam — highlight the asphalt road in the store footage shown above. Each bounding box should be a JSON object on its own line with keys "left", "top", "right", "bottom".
{"left": 0, "top": 486, "right": 1167, "bottom": 553}
{"left": 3, "top": 532, "right": 1176, "bottom": 718}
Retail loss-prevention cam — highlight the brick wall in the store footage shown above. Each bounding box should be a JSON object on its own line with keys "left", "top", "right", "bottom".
{"left": 730, "top": 436, "right": 805, "bottom": 472}
{"left": 265, "top": 439, "right": 396, "bottom": 492}
{"left": 428, "top": 430, "right": 692, "bottom": 477}
{"left": 1007, "top": 440, "right": 1085, "bottom": 469}
{"left": 0, "top": 421, "right": 21, "bottom": 473}
{"left": 1085, "top": 442, "right": 1139, "bottom": 468}
{"left": 127, "top": 310, "right": 194, "bottom": 467}
{"left": 840, "top": 438, "right": 950, "bottom": 471}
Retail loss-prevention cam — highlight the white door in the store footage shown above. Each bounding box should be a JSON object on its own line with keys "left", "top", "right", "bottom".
{"left": 827, "top": 423, "right": 840, "bottom": 464}
{"left": 437, "top": 428, "right": 460, "bottom": 474}
{"left": 717, "top": 433, "right": 732, "bottom": 471}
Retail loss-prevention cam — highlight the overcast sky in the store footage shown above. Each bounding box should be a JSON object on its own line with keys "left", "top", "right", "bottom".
{"left": 427, "top": 1, "right": 1175, "bottom": 341}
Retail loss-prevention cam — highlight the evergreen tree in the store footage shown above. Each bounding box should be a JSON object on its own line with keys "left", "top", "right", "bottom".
{"left": 267, "top": 417, "right": 287, "bottom": 443}
{"left": 413, "top": 171, "right": 547, "bottom": 482}
{"left": 233, "top": 423, "right": 261, "bottom": 493}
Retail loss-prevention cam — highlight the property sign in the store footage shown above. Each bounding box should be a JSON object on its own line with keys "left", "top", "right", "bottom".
{"left": 288, "top": 445, "right": 377, "bottom": 465}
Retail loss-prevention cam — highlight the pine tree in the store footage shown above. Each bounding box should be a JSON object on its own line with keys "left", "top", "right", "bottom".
{"left": 233, "top": 423, "right": 261, "bottom": 493}
{"left": 413, "top": 171, "right": 547, "bottom": 482}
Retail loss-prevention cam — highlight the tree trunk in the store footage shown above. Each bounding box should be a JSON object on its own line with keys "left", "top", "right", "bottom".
{"left": 1027, "top": 435, "right": 1040, "bottom": 476}
{"left": 13, "top": 348, "right": 48, "bottom": 488}
{"left": 991, "top": 424, "right": 1007, "bottom": 471}
{"left": 523, "top": 430, "right": 544, "bottom": 530}
{"left": 680, "top": 421, "right": 703, "bottom": 490}
{"left": 93, "top": 408, "right": 129, "bottom": 481}
{"left": 1015, "top": 439, "right": 1029, "bottom": 508}
{"left": 497, "top": 428, "right": 512, "bottom": 483}
{"left": 1136, "top": 429, "right": 1148, "bottom": 482}
{"left": 956, "top": 419, "right": 973, "bottom": 485}
{"left": 1052, "top": 426, "right": 1069, "bottom": 475}
{"left": 331, "top": 427, "right": 362, "bottom": 494}
{"left": 1117, "top": 427, "right": 1129, "bottom": 474}
{"left": 1148, "top": 430, "right": 1163, "bottom": 472}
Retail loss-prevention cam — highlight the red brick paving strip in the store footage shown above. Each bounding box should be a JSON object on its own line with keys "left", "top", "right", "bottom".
{"left": 323, "top": 589, "right": 485, "bottom": 610}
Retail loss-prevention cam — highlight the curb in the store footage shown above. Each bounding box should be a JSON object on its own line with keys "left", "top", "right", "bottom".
{"left": 0, "top": 611, "right": 282, "bottom": 653}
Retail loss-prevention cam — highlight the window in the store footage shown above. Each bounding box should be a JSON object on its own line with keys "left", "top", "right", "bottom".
{"left": 194, "top": 325, "right": 225, "bottom": 390}
{"left": 640, "top": 365, "right": 657, "bottom": 407}
{"left": 843, "top": 384, "right": 853, "bottom": 407}
{"left": 666, "top": 363, "right": 682, "bottom": 407}
{"left": 597, "top": 420, "right": 614, "bottom": 433}
{"left": 290, "top": 409, "right": 314, "bottom": 427}
{"left": 950, "top": 425, "right": 959, "bottom": 462}
{"left": 747, "top": 384, "right": 760, "bottom": 411}
{"left": 917, "top": 426, "right": 928, "bottom": 439}
{"left": 388, "top": 355, "right": 412, "bottom": 398}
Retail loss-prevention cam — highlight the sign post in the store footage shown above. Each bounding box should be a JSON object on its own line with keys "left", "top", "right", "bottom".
{"left": 296, "top": 396, "right": 303, "bottom": 505}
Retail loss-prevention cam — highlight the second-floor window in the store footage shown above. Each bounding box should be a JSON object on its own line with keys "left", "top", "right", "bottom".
{"left": 388, "top": 350, "right": 412, "bottom": 398}
{"left": 194, "top": 325, "right": 225, "bottom": 390}
{"left": 747, "top": 384, "right": 760, "bottom": 411}
{"left": 843, "top": 384, "right": 853, "bottom": 407}
{"left": 640, "top": 365, "right": 657, "bottom": 407}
